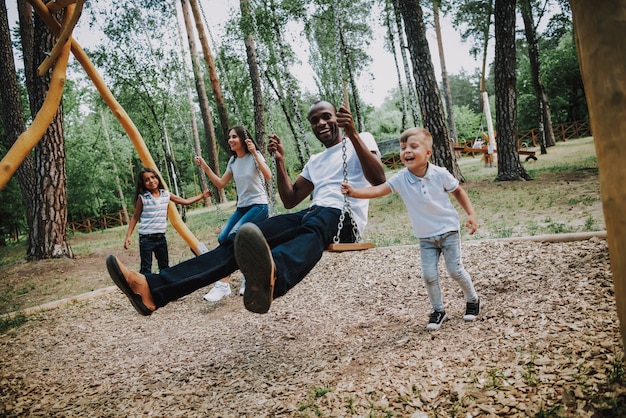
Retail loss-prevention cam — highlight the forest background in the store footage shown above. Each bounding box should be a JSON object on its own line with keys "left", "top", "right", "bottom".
{"left": 0, "top": 0, "right": 586, "bottom": 253}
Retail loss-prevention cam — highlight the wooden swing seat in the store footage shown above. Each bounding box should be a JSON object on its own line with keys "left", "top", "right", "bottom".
{"left": 326, "top": 242, "right": 375, "bottom": 252}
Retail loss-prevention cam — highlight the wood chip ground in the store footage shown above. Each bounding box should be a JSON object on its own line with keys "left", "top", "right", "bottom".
{"left": 1, "top": 237, "right": 624, "bottom": 417}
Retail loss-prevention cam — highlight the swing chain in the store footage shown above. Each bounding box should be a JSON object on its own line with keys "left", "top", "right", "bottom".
{"left": 333, "top": 136, "right": 362, "bottom": 244}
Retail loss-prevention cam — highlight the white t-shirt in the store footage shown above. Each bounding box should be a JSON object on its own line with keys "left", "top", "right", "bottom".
{"left": 301, "top": 133, "right": 380, "bottom": 233}
{"left": 386, "top": 164, "right": 461, "bottom": 238}
{"left": 226, "top": 151, "right": 269, "bottom": 207}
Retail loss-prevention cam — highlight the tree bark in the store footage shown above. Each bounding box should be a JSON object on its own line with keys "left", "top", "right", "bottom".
{"left": 398, "top": 0, "right": 463, "bottom": 181}
{"left": 180, "top": 0, "right": 225, "bottom": 203}
{"left": 173, "top": 2, "right": 211, "bottom": 206}
{"left": 267, "top": 0, "right": 310, "bottom": 166}
{"left": 520, "top": 0, "right": 555, "bottom": 152}
{"left": 240, "top": 0, "right": 267, "bottom": 151}
{"left": 392, "top": 0, "right": 420, "bottom": 126}
{"left": 494, "top": 0, "right": 531, "bottom": 181}
{"left": 384, "top": 6, "right": 408, "bottom": 130}
{"left": 0, "top": 0, "right": 36, "bottom": 242}
{"left": 479, "top": 0, "right": 493, "bottom": 97}
{"left": 569, "top": 0, "right": 626, "bottom": 356}
{"left": 433, "top": 0, "right": 458, "bottom": 143}
{"left": 100, "top": 110, "right": 129, "bottom": 224}
{"left": 27, "top": 10, "right": 73, "bottom": 259}
{"left": 339, "top": 25, "right": 365, "bottom": 132}
{"left": 188, "top": 0, "right": 230, "bottom": 149}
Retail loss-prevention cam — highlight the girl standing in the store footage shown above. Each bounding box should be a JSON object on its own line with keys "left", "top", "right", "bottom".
{"left": 195, "top": 126, "right": 272, "bottom": 301}
{"left": 124, "top": 167, "right": 210, "bottom": 274}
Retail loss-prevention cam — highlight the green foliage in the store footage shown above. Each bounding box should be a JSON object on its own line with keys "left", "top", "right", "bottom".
{"left": 541, "top": 33, "right": 587, "bottom": 124}
{"left": 304, "top": 0, "right": 375, "bottom": 105}
{"left": 452, "top": 104, "right": 482, "bottom": 143}
{"left": 447, "top": 70, "right": 482, "bottom": 113}
{"left": 0, "top": 176, "right": 26, "bottom": 242}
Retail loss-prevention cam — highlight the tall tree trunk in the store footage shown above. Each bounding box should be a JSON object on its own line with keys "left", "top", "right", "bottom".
{"left": 433, "top": 0, "right": 458, "bottom": 143}
{"left": 398, "top": 0, "right": 464, "bottom": 181}
{"left": 188, "top": 0, "right": 230, "bottom": 149}
{"left": 17, "top": 0, "right": 34, "bottom": 100}
{"left": 519, "top": 0, "right": 555, "bottom": 152}
{"left": 267, "top": 0, "right": 309, "bottom": 166}
{"left": 264, "top": 76, "right": 307, "bottom": 168}
{"left": 338, "top": 25, "right": 365, "bottom": 132}
{"left": 384, "top": 5, "right": 408, "bottom": 130}
{"left": 27, "top": 10, "right": 73, "bottom": 259}
{"left": 0, "top": 0, "right": 36, "bottom": 241}
{"left": 240, "top": 0, "right": 267, "bottom": 151}
{"left": 392, "top": 0, "right": 420, "bottom": 126}
{"left": 479, "top": 0, "right": 493, "bottom": 96}
{"left": 569, "top": 0, "right": 626, "bottom": 353}
{"left": 494, "top": 0, "right": 531, "bottom": 181}
{"left": 173, "top": 1, "right": 211, "bottom": 206}
{"left": 100, "top": 109, "right": 129, "bottom": 224}
{"left": 180, "top": 0, "right": 225, "bottom": 203}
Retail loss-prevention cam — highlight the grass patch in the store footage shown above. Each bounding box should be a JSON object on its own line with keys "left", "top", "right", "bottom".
{"left": 0, "top": 313, "right": 28, "bottom": 334}
{"left": 0, "top": 137, "right": 603, "bottom": 314}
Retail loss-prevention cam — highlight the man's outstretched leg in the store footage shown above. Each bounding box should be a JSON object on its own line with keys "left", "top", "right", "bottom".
{"left": 106, "top": 255, "right": 156, "bottom": 315}
{"left": 235, "top": 223, "right": 275, "bottom": 314}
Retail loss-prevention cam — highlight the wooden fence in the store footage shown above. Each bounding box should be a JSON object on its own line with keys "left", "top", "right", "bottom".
{"left": 68, "top": 211, "right": 127, "bottom": 234}
{"left": 5, "top": 120, "right": 592, "bottom": 240}
{"left": 380, "top": 120, "right": 591, "bottom": 170}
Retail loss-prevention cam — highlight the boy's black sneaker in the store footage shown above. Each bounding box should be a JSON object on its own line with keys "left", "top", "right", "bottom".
{"left": 426, "top": 311, "right": 447, "bottom": 330}
{"left": 463, "top": 298, "right": 481, "bottom": 321}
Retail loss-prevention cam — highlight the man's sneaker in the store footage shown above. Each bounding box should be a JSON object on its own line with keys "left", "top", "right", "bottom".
{"left": 426, "top": 311, "right": 448, "bottom": 330}
{"left": 239, "top": 276, "right": 246, "bottom": 296}
{"left": 203, "top": 281, "right": 231, "bottom": 302}
{"left": 463, "top": 298, "right": 481, "bottom": 321}
{"left": 235, "top": 223, "right": 275, "bottom": 314}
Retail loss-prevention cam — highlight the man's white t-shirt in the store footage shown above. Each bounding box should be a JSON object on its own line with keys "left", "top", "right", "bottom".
{"left": 301, "top": 133, "right": 380, "bottom": 233}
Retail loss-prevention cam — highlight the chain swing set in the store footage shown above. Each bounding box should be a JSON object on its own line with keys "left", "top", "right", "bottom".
{"left": 0, "top": 0, "right": 211, "bottom": 254}
{"left": 325, "top": 0, "right": 374, "bottom": 252}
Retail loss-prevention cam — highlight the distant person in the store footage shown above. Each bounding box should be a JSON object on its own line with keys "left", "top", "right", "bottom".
{"left": 124, "top": 167, "right": 211, "bottom": 275}
{"left": 194, "top": 126, "right": 272, "bottom": 302}
{"left": 106, "top": 100, "right": 386, "bottom": 316}
{"left": 342, "top": 127, "right": 480, "bottom": 330}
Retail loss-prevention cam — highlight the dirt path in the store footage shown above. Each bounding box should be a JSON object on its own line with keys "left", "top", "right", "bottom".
{"left": 0, "top": 237, "right": 623, "bottom": 417}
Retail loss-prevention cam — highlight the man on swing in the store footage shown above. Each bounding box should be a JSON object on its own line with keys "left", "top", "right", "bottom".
{"left": 106, "top": 100, "right": 386, "bottom": 315}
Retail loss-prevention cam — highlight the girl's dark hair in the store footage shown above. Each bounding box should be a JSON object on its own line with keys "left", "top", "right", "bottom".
{"left": 228, "top": 126, "right": 261, "bottom": 157}
{"left": 135, "top": 167, "right": 165, "bottom": 197}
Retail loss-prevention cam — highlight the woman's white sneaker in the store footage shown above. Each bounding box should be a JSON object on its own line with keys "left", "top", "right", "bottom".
{"left": 203, "top": 281, "right": 231, "bottom": 302}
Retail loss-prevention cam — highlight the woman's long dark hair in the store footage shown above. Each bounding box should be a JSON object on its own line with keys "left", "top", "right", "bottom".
{"left": 135, "top": 167, "right": 165, "bottom": 198}
{"left": 229, "top": 126, "right": 261, "bottom": 157}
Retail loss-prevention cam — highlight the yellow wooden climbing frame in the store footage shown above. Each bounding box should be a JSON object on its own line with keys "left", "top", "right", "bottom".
{"left": 0, "top": 0, "right": 207, "bottom": 255}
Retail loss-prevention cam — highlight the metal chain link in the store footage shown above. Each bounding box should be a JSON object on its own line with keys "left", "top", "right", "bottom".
{"left": 331, "top": 0, "right": 362, "bottom": 245}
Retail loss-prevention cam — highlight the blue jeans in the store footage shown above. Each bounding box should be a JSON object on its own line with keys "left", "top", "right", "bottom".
{"left": 218, "top": 204, "right": 269, "bottom": 244}
{"left": 419, "top": 230, "right": 477, "bottom": 312}
{"left": 145, "top": 206, "right": 355, "bottom": 308}
{"left": 139, "top": 233, "right": 169, "bottom": 274}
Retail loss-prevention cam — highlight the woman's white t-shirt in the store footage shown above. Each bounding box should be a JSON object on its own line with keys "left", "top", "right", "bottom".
{"left": 226, "top": 151, "right": 269, "bottom": 207}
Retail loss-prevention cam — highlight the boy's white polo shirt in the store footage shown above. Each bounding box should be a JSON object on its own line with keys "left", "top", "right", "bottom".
{"left": 386, "top": 164, "right": 461, "bottom": 239}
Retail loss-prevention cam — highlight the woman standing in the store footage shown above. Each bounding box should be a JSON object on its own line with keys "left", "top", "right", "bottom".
{"left": 195, "top": 126, "right": 272, "bottom": 301}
